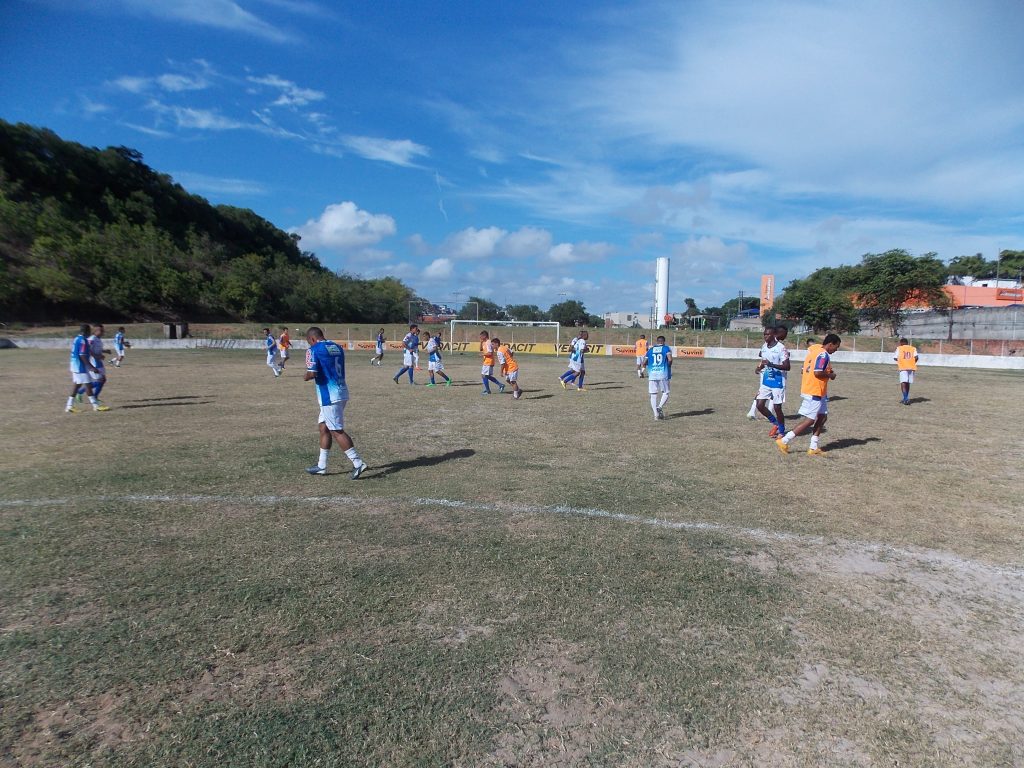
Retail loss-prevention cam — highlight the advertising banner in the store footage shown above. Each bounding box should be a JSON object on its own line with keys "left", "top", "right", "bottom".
{"left": 760, "top": 274, "right": 775, "bottom": 316}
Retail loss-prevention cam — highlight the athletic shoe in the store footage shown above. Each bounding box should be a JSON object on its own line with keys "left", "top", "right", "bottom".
{"left": 559, "top": 378, "right": 567, "bottom": 389}
{"left": 274, "top": 369, "right": 281, "bottom": 377}
{"left": 393, "top": 377, "right": 400, "bottom": 384}
{"left": 807, "top": 448, "right": 825, "bottom": 456}
{"left": 426, "top": 382, "right": 436, "bottom": 387}
{"left": 746, "top": 411, "right": 757, "bottom": 420}
{"left": 657, "top": 407, "right": 664, "bottom": 420}
{"left": 351, "top": 462, "right": 367, "bottom": 480}
{"left": 482, "top": 390, "right": 490, "bottom": 395}
{"left": 305, "top": 465, "right": 327, "bottom": 475}
{"left": 768, "top": 425, "right": 779, "bottom": 438}
{"left": 94, "top": 404, "right": 111, "bottom": 412}
{"left": 445, "top": 380, "right": 452, "bottom": 387}
{"left": 513, "top": 390, "right": 522, "bottom": 399}
{"left": 65, "top": 406, "right": 79, "bottom": 413}
{"left": 577, "top": 387, "right": 586, "bottom": 392}
{"left": 498, "top": 384, "right": 506, "bottom": 394}
{"left": 775, "top": 437, "right": 790, "bottom": 454}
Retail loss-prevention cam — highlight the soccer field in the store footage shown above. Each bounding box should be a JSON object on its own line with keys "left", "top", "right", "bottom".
{"left": 2, "top": 348, "right": 1022, "bottom": 766}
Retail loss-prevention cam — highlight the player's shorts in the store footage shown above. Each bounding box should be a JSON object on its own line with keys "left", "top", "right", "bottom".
{"left": 481, "top": 364, "right": 494, "bottom": 376}
{"left": 648, "top": 378, "right": 670, "bottom": 395}
{"left": 756, "top": 384, "right": 785, "bottom": 405}
{"left": 115, "top": 345, "right": 125, "bottom": 354}
{"left": 376, "top": 345, "right": 384, "bottom": 355}
{"left": 403, "top": 351, "right": 414, "bottom": 367}
{"left": 318, "top": 400, "right": 347, "bottom": 431}
{"left": 798, "top": 395, "right": 828, "bottom": 419}
{"left": 429, "top": 361, "right": 444, "bottom": 372}
{"left": 505, "top": 369, "right": 519, "bottom": 382}
{"left": 280, "top": 349, "right": 290, "bottom": 360}
{"left": 899, "top": 370, "right": 915, "bottom": 383}
{"left": 89, "top": 367, "right": 106, "bottom": 383}
{"left": 636, "top": 356, "right": 645, "bottom": 366}
{"left": 71, "top": 372, "right": 92, "bottom": 385}
{"left": 267, "top": 353, "right": 278, "bottom": 366}
{"left": 569, "top": 360, "right": 583, "bottom": 373}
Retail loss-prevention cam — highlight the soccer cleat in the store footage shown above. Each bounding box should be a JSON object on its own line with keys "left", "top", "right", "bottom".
{"left": 351, "top": 462, "right": 367, "bottom": 480}
{"left": 746, "top": 412, "right": 757, "bottom": 420}
{"left": 274, "top": 369, "right": 282, "bottom": 377}
{"left": 498, "top": 384, "right": 506, "bottom": 393}
{"left": 775, "top": 437, "right": 790, "bottom": 454}
{"left": 393, "top": 377, "right": 400, "bottom": 384}
{"left": 306, "top": 465, "right": 328, "bottom": 475}
{"left": 426, "top": 382, "right": 436, "bottom": 387}
{"left": 513, "top": 390, "right": 522, "bottom": 399}
{"left": 94, "top": 404, "right": 111, "bottom": 412}
{"left": 559, "top": 377, "right": 567, "bottom": 389}
{"left": 768, "top": 425, "right": 779, "bottom": 438}
{"left": 657, "top": 407, "right": 665, "bottom": 420}
{"left": 482, "top": 390, "right": 490, "bottom": 395}
{"left": 445, "top": 380, "right": 452, "bottom": 387}
{"left": 65, "top": 406, "right": 80, "bottom": 413}
{"left": 577, "top": 387, "right": 586, "bottom": 392}
{"left": 807, "top": 448, "right": 825, "bottom": 456}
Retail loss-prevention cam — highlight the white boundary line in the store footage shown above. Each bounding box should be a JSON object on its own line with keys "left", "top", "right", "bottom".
{"left": 2, "top": 493, "right": 1022, "bottom": 581}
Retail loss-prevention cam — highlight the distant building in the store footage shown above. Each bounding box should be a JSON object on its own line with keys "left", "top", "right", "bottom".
{"left": 604, "top": 311, "right": 649, "bottom": 329}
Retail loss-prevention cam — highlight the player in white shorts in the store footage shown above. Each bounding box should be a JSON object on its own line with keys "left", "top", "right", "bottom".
{"left": 425, "top": 332, "right": 452, "bottom": 387}
{"left": 263, "top": 327, "right": 282, "bottom": 377}
{"left": 754, "top": 326, "right": 790, "bottom": 437}
{"left": 645, "top": 335, "right": 672, "bottom": 419}
{"left": 393, "top": 324, "right": 419, "bottom": 384}
{"left": 65, "top": 323, "right": 109, "bottom": 412}
{"left": 304, "top": 326, "right": 366, "bottom": 478}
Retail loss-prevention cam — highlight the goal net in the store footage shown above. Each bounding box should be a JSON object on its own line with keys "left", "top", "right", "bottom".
{"left": 447, "top": 320, "right": 562, "bottom": 356}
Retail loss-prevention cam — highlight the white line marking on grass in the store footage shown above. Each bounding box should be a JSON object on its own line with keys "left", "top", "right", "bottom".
{"left": 4, "top": 493, "right": 1023, "bottom": 581}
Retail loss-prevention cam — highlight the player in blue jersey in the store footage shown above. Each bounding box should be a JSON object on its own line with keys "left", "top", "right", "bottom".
{"left": 425, "top": 332, "right": 452, "bottom": 387}
{"left": 304, "top": 327, "right": 367, "bottom": 478}
{"left": 393, "top": 324, "right": 419, "bottom": 384}
{"left": 558, "top": 330, "right": 589, "bottom": 391}
{"left": 371, "top": 328, "right": 385, "bottom": 366}
{"left": 645, "top": 335, "right": 673, "bottom": 419}
{"left": 754, "top": 325, "right": 790, "bottom": 437}
{"left": 113, "top": 326, "right": 130, "bottom": 367}
{"left": 263, "top": 327, "right": 282, "bottom": 377}
{"left": 66, "top": 323, "right": 109, "bottom": 412}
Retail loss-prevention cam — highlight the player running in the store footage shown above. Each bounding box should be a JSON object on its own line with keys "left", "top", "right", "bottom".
{"left": 65, "top": 323, "right": 109, "bottom": 413}
{"left": 754, "top": 326, "right": 791, "bottom": 437}
{"left": 425, "top": 332, "right": 452, "bottom": 387}
{"left": 558, "top": 330, "right": 589, "bottom": 391}
{"left": 371, "top": 328, "right": 385, "bottom": 366}
{"left": 263, "top": 327, "right": 282, "bottom": 377}
{"left": 635, "top": 334, "right": 649, "bottom": 378}
{"left": 278, "top": 327, "right": 292, "bottom": 370}
{"left": 646, "top": 334, "right": 672, "bottom": 419}
{"left": 112, "top": 326, "right": 130, "bottom": 367}
{"left": 304, "top": 326, "right": 367, "bottom": 478}
{"left": 894, "top": 337, "right": 919, "bottom": 405}
{"left": 775, "top": 333, "right": 841, "bottom": 456}
{"left": 479, "top": 330, "right": 504, "bottom": 394}
{"left": 393, "top": 324, "right": 419, "bottom": 384}
{"left": 493, "top": 338, "right": 522, "bottom": 399}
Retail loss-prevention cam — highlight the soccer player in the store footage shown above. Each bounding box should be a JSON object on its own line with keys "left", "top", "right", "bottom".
{"left": 85, "top": 323, "right": 109, "bottom": 404}
{"left": 646, "top": 334, "right": 672, "bottom": 419}
{"left": 635, "top": 334, "right": 649, "bottom": 378}
{"left": 371, "top": 328, "right": 385, "bottom": 366}
{"left": 65, "top": 323, "right": 109, "bottom": 413}
{"left": 754, "top": 326, "right": 791, "bottom": 437}
{"left": 303, "top": 326, "right": 367, "bottom": 478}
{"left": 393, "top": 324, "right": 419, "bottom": 384}
{"left": 479, "top": 330, "right": 504, "bottom": 394}
{"left": 558, "top": 330, "right": 589, "bottom": 391}
{"left": 894, "top": 337, "right": 919, "bottom": 405}
{"left": 493, "top": 337, "right": 522, "bottom": 399}
{"left": 263, "top": 327, "right": 281, "bottom": 377}
{"left": 775, "top": 333, "right": 841, "bottom": 456}
{"left": 425, "top": 332, "right": 452, "bottom": 387}
{"left": 278, "top": 326, "right": 291, "bottom": 370}
{"left": 112, "top": 326, "right": 130, "bottom": 367}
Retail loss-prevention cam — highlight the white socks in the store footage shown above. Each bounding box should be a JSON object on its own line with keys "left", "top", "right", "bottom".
{"left": 318, "top": 448, "right": 329, "bottom": 469}
{"left": 345, "top": 447, "right": 363, "bottom": 468}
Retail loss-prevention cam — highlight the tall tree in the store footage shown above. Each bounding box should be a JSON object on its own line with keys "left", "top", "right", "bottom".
{"left": 548, "top": 299, "right": 591, "bottom": 326}
{"left": 774, "top": 266, "right": 862, "bottom": 333}
{"left": 857, "top": 249, "right": 951, "bottom": 334}
{"left": 458, "top": 296, "right": 504, "bottom": 320}
{"left": 504, "top": 303, "right": 548, "bottom": 321}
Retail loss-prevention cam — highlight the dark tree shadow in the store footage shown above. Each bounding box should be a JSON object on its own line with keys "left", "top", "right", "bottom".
{"left": 585, "top": 385, "right": 626, "bottom": 391}
{"left": 124, "top": 395, "right": 207, "bottom": 403}
{"left": 366, "top": 449, "right": 476, "bottom": 479}
{"left": 820, "top": 437, "right": 881, "bottom": 451}
{"left": 906, "top": 397, "right": 930, "bottom": 404}
{"left": 119, "top": 400, "right": 214, "bottom": 409}
{"left": 666, "top": 408, "right": 715, "bottom": 419}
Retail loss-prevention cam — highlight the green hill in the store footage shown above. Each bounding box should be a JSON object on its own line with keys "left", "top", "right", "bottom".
{"left": 0, "top": 120, "right": 413, "bottom": 322}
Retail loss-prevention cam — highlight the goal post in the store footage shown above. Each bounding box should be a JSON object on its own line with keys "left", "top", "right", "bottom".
{"left": 448, "top": 319, "right": 562, "bottom": 355}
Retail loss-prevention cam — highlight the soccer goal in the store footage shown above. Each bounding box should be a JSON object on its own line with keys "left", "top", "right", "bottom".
{"left": 448, "top": 319, "right": 563, "bottom": 355}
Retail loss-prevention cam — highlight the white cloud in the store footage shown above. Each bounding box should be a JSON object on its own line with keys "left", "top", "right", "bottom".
{"left": 423, "top": 258, "right": 454, "bottom": 280}
{"left": 442, "top": 226, "right": 506, "bottom": 260}
{"left": 499, "top": 227, "right": 552, "bottom": 259}
{"left": 119, "top": 0, "right": 293, "bottom": 43}
{"left": 291, "top": 202, "right": 397, "bottom": 250}
{"left": 155, "top": 73, "right": 209, "bottom": 92}
{"left": 248, "top": 74, "right": 325, "bottom": 107}
{"left": 342, "top": 136, "right": 429, "bottom": 167}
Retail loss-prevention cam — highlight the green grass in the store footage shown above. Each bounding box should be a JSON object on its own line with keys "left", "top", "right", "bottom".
{"left": 1, "top": 349, "right": 1022, "bottom": 766}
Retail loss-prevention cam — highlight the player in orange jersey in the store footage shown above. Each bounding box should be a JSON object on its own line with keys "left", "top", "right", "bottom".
{"left": 635, "top": 334, "right": 649, "bottom": 378}
{"left": 479, "top": 331, "right": 504, "bottom": 395}
{"left": 278, "top": 326, "right": 292, "bottom": 369}
{"left": 776, "top": 333, "right": 840, "bottom": 456}
{"left": 894, "top": 337, "right": 919, "bottom": 405}
{"left": 492, "top": 338, "right": 522, "bottom": 399}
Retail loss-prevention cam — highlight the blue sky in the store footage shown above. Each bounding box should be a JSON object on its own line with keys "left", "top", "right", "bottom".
{"left": 3, "top": 0, "right": 1023, "bottom": 314}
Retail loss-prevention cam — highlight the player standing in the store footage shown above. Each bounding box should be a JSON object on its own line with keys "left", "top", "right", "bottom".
{"left": 425, "top": 332, "right": 452, "bottom": 387}
{"left": 65, "top": 323, "right": 109, "bottom": 413}
{"left": 278, "top": 327, "right": 291, "bottom": 370}
{"left": 85, "top": 323, "right": 109, "bottom": 405}
{"left": 393, "top": 324, "right": 419, "bottom": 384}
{"left": 754, "top": 326, "right": 791, "bottom": 437}
{"left": 479, "top": 330, "right": 504, "bottom": 394}
{"left": 304, "top": 327, "right": 367, "bottom": 478}
{"left": 371, "top": 328, "right": 385, "bottom": 366}
{"left": 894, "top": 337, "right": 919, "bottom": 405}
{"left": 113, "top": 326, "right": 130, "bottom": 367}
{"left": 645, "top": 334, "right": 672, "bottom": 419}
{"left": 263, "top": 327, "right": 282, "bottom": 377}
{"left": 775, "top": 333, "right": 841, "bottom": 456}
{"left": 558, "top": 330, "right": 589, "bottom": 391}
{"left": 635, "top": 334, "right": 649, "bottom": 378}
{"left": 493, "top": 338, "right": 522, "bottom": 399}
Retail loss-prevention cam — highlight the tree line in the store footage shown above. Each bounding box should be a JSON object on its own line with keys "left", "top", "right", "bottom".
{"left": 0, "top": 120, "right": 415, "bottom": 322}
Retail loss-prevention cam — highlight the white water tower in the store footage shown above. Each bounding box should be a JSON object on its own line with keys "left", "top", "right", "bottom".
{"left": 654, "top": 257, "right": 670, "bottom": 328}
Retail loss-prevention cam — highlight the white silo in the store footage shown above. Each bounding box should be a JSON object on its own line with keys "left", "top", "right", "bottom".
{"left": 655, "top": 257, "right": 670, "bottom": 328}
